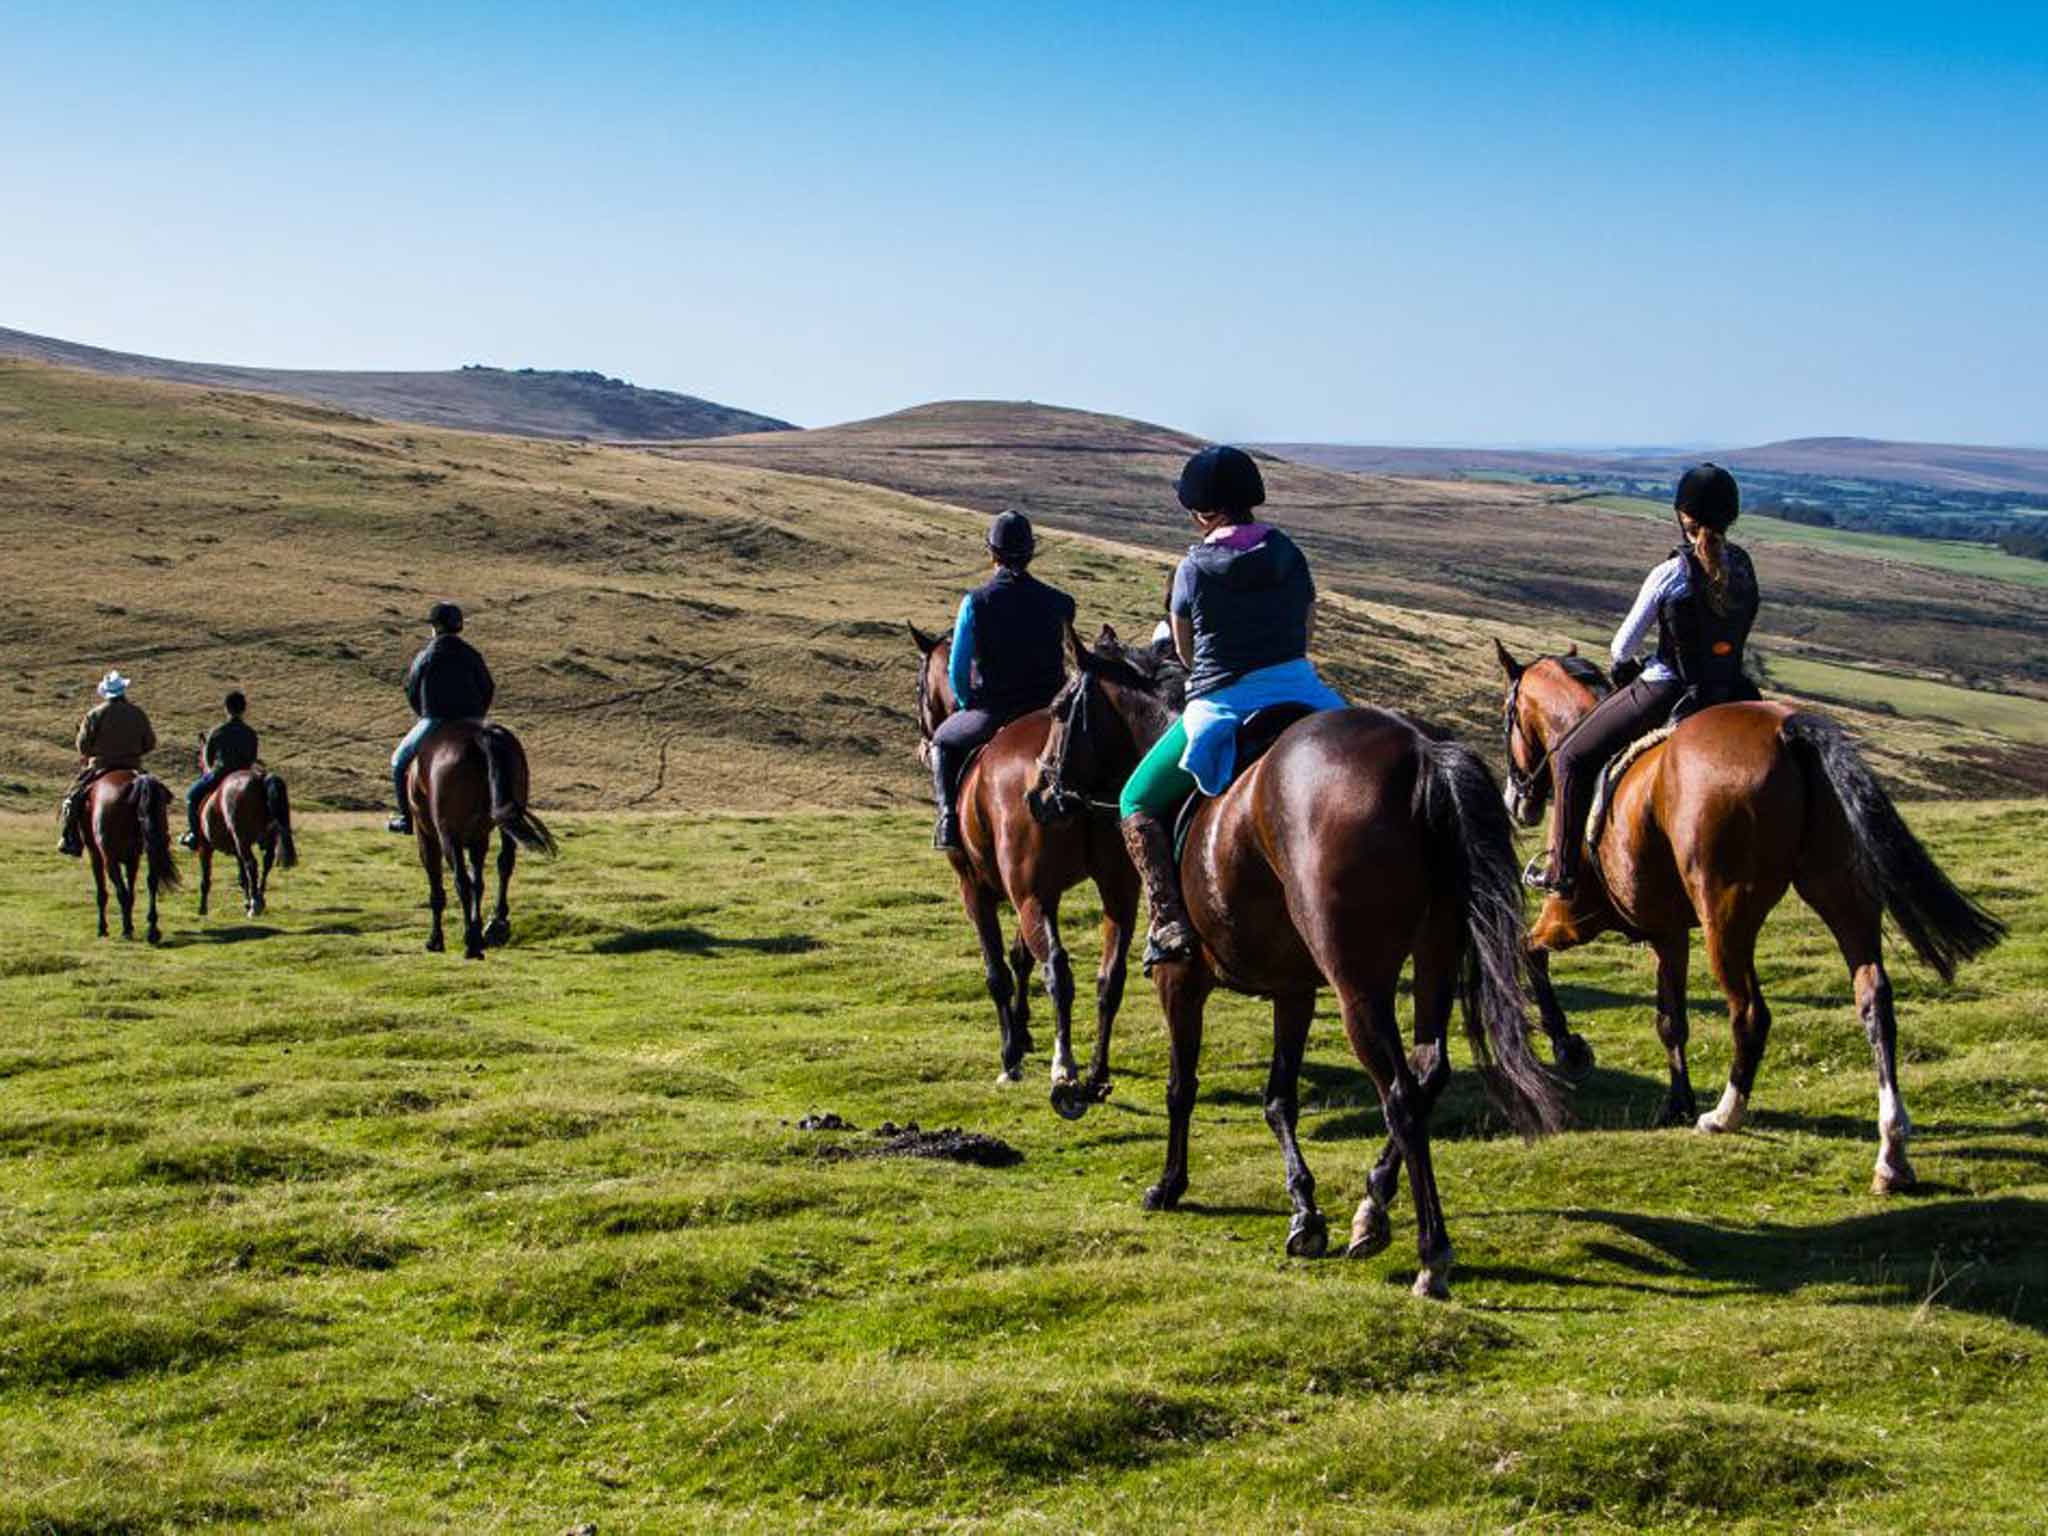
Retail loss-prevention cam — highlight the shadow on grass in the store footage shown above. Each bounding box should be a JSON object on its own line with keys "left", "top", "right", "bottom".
{"left": 167, "top": 925, "right": 282, "bottom": 946}
{"left": 590, "top": 925, "right": 821, "bottom": 958}
{"left": 1558, "top": 1198, "right": 2048, "bottom": 1331}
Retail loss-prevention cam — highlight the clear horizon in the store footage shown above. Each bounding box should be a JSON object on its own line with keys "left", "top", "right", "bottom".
{"left": 5, "top": 1, "right": 2043, "bottom": 445}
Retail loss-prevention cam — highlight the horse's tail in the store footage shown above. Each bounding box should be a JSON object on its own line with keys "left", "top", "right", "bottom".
{"left": 263, "top": 773, "right": 298, "bottom": 869}
{"left": 133, "top": 774, "right": 181, "bottom": 892}
{"left": 1415, "top": 735, "right": 1566, "bottom": 1137}
{"left": 1781, "top": 712, "right": 2004, "bottom": 981}
{"left": 478, "top": 724, "right": 558, "bottom": 858}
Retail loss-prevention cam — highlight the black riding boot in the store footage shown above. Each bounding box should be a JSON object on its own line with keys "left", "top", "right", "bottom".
{"left": 930, "top": 745, "right": 962, "bottom": 850}
{"left": 387, "top": 763, "right": 412, "bottom": 835}
{"left": 1120, "top": 812, "right": 1194, "bottom": 970}
{"left": 180, "top": 790, "right": 203, "bottom": 850}
{"left": 56, "top": 793, "right": 83, "bottom": 857}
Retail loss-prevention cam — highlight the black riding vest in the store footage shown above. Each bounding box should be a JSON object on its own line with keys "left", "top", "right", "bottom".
{"left": 966, "top": 568, "right": 1076, "bottom": 716}
{"left": 1175, "top": 528, "right": 1315, "bottom": 699}
{"left": 1655, "top": 543, "right": 1758, "bottom": 698}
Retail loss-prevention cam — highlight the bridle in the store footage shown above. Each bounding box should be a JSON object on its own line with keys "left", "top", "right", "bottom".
{"left": 1031, "top": 673, "right": 1124, "bottom": 823}
{"left": 1500, "top": 672, "right": 1556, "bottom": 807}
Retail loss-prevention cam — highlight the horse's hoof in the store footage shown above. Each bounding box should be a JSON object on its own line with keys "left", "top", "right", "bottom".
{"left": 1873, "top": 1157, "right": 1916, "bottom": 1196}
{"left": 1654, "top": 1096, "right": 1696, "bottom": 1129}
{"left": 1286, "top": 1211, "right": 1329, "bottom": 1260}
{"left": 1087, "top": 1078, "right": 1114, "bottom": 1104}
{"left": 1554, "top": 1033, "right": 1596, "bottom": 1080}
{"left": 1411, "top": 1266, "right": 1451, "bottom": 1301}
{"left": 425, "top": 935, "right": 445, "bottom": 953}
{"left": 1141, "top": 1182, "right": 1183, "bottom": 1213}
{"left": 465, "top": 945, "right": 485, "bottom": 961}
{"left": 146, "top": 931, "right": 162, "bottom": 947}
{"left": 483, "top": 919, "right": 510, "bottom": 948}
{"left": 1050, "top": 1081, "right": 1088, "bottom": 1122}
{"left": 996, "top": 1065, "right": 1023, "bottom": 1086}
{"left": 1347, "top": 1196, "right": 1392, "bottom": 1258}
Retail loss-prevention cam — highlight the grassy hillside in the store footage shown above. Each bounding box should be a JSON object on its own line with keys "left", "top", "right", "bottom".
{"left": 663, "top": 403, "right": 2048, "bottom": 736}
{"left": 0, "top": 325, "right": 792, "bottom": 440}
{"left": 1, "top": 803, "right": 2042, "bottom": 1531}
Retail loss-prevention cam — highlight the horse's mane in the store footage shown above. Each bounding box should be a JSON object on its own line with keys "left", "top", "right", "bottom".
{"left": 1554, "top": 654, "right": 1612, "bottom": 698}
{"left": 1087, "top": 637, "right": 1189, "bottom": 714}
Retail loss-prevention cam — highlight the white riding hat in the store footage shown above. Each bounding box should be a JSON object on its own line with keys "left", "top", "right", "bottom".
{"left": 97, "top": 670, "right": 131, "bottom": 699}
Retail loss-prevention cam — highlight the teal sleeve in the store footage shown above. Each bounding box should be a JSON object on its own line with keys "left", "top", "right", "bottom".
{"left": 948, "top": 594, "right": 976, "bottom": 707}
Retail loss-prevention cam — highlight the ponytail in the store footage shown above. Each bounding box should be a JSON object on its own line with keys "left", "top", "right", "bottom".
{"left": 1693, "top": 526, "right": 1731, "bottom": 615}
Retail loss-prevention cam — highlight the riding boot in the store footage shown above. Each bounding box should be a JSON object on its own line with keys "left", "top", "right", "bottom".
{"left": 930, "top": 745, "right": 961, "bottom": 850}
{"left": 56, "top": 793, "right": 83, "bottom": 857}
{"left": 1524, "top": 804, "right": 1582, "bottom": 897}
{"left": 1120, "top": 812, "right": 1194, "bottom": 970}
{"left": 387, "top": 763, "right": 413, "bottom": 836}
{"left": 180, "top": 792, "right": 203, "bottom": 850}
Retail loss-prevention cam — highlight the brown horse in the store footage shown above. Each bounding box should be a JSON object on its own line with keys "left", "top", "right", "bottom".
{"left": 909, "top": 623, "right": 1139, "bottom": 1117}
{"left": 1037, "top": 634, "right": 1564, "bottom": 1296}
{"left": 194, "top": 766, "right": 298, "bottom": 918}
{"left": 80, "top": 770, "right": 179, "bottom": 944}
{"left": 1495, "top": 642, "right": 2005, "bottom": 1191}
{"left": 406, "top": 721, "right": 557, "bottom": 959}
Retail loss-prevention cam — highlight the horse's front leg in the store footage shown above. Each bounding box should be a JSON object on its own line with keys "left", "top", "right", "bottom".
{"left": 144, "top": 857, "right": 162, "bottom": 946}
{"left": 959, "top": 875, "right": 1024, "bottom": 1082}
{"left": 483, "top": 834, "right": 515, "bottom": 947}
{"left": 1006, "top": 936, "right": 1036, "bottom": 1061}
{"left": 419, "top": 829, "right": 447, "bottom": 953}
{"left": 1266, "top": 991, "right": 1326, "bottom": 1257}
{"left": 1526, "top": 897, "right": 1597, "bottom": 1077}
{"left": 1083, "top": 856, "right": 1139, "bottom": 1104}
{"left": 1143, "top": 957, "right": 1212, "bottom": 1211}
{"left": 1018, "top": 894, "right": 1083, "bottom": 1119}
{"left": 1650, "top": 935, "right": 1698, "bottom": 1127}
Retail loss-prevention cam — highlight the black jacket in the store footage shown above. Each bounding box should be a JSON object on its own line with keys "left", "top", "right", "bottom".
{"left": 964, "top": 568, "right": 1076, "bottom": 716}
{"left": 204, "top": 717, "right": 260, "bottom": 771}
{"left": 405, "top": 634, "right": 496, "bottom": 720}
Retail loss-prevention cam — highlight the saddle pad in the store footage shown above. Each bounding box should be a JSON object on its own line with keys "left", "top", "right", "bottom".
{"left": 1586, "top": 724, "right": 1675, "bottom": 852}
{"left": 1174, "top": 704, "right": 1319, "bottom": 860}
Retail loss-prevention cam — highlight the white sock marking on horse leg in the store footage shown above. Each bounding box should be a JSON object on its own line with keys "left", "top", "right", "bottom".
{"left": 1695, "top": 1084, "right": 1748, "bottom": 1134}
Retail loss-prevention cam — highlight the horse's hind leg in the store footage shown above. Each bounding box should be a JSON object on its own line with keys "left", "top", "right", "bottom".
{"left": 1798, "top": 866, "right": 1913, "bottom": 1192}
{"left": 1266, "top": 990, "right": 1327, "bottom": 1257}
{"left": 1017, "top": 894, "right": 1083, "bottom": 1119}
{"left": 1143, "top": 957, "right": 1212, "bottom": 1213}
{"left": 960, "top": 876, "right": 1024, "bottom": 1082}
{"left": 1007, "top": 936, "right": 1036, "bottom": 1058}
{"left": 419, "top": 831, "right": 447, "bottom": 953}
{"left": 451, "top": 837, "right": 485, "bottom": 959}
{"left": 1651, "top": 934, "right": 1698, "bottom": 1127}
{"left": 1083, "top": 856, "right": 1139, "bottom": 1103}
{"left": 1352, "top": 915, "right": 1459, "bottom": 1262}
{"left": 1527, "top": 900, "right": 1598, "bottom": 1077}
{"left": 1697, "top": 912, "right": 1770, "bottom": 1135}
{"left": 484, "top": 835, "right": 515, "bottom": 947}
{"left": 197, "top": 844, "right": 212, "bottom": 918}
{"left": 111, "top": 855, "right": 136, "bottom": 940}
{"left": 89, "top": 847, "right": 109, "bottom": 937}
{"left": 258, "top": 839, "right": 275, "bottom": 909}
{"left": 240, "top": 842, "right": 263, "bottom": 917}
{"left": 1338, "top": 979, "right": 1452, "bottom": 1297}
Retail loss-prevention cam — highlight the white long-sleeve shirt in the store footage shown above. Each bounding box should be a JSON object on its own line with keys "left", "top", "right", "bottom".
{"left": 1612, "top": 556, "right": 1689, "bottom": 684}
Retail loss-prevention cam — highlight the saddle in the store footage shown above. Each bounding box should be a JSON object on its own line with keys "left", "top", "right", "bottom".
{"left": 1174, "top": 704, "right": 1319, "bottom": 859}
{"left": 1585, "top": 724, "right": 1675, "bottom": 852}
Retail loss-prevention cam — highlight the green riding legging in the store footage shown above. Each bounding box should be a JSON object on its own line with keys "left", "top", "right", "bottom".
{"left": 1119, "top": 718, "right": 1196, "bottom": 819}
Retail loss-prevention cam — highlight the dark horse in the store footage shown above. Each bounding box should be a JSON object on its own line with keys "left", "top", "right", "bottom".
{"left": 193, "top": 757, "right": 299, "bottom": 919}
{"left": 1037, "top": 633, "right": 1564, "bottom": 1296}
{"left": 405, "top": 721, "right": 557, "bottom": 959}
{"left": 909, "top": 623, "right": 1139, "bottom": 1117}
{"left": 1495, "top": 642, "right": 2005, "bottom": 1192}
{"left": 80, "top": 770, "right": 179, "bottom": 944}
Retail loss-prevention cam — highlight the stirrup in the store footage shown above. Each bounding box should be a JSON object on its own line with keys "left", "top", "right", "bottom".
{"left": 932, "top": 813, "right": 961, "bottom": 851}
{"left": 387, "top": 814, "right": 413, "bottom": 835}
{"left": 1141, "top": 918, "right": 1195, "bottom": 974}
{"left": 1521, "top": 853, "right": 1573, "bottom": 898}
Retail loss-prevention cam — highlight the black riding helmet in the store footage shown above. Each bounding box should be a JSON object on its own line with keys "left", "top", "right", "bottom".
{"left": 987, "top": 510, "right": 1036, "bottom": 563}
{"left": 1176, "top": 445, "right": 1266, "bottom": 516}
{"left": 1675, "top": 463, "right": 1740, "bottom": 532}
{"left": 428, "top": 601, "right": 464, "bottom": 633}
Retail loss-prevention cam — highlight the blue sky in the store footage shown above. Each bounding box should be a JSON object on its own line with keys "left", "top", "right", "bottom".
{"left": 4, "top": 1, "right": 2044, "bottom": 444}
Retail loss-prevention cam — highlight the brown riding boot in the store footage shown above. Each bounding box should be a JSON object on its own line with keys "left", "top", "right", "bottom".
{"left": 1120, "top": 812, "right": 1195, "bottom": 970}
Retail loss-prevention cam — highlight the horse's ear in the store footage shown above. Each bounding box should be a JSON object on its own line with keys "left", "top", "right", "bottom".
{"left": 908, "top": 622, "right": 940, "bottom": 656}
{"left": 1066, "top": 625, "right": 1095, "bottom": 673}
{"left": 1493, "top": 638, "right": 1524, "bottom": 680}
{"left": 1566, "top": 642, "right": 1579, "bottom": 657}
{"left": 1096, "top": 622, "right": 1118, "bottom": 647}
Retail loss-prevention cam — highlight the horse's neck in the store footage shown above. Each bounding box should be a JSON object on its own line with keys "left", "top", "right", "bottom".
{"left": 1101, "top": 680, "right": 1175, "bottom": 772}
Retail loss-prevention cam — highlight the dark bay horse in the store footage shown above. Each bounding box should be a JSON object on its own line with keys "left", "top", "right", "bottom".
{"left": 1495, "top": 643, "right": 2005, "bottom": 1192}
{"left": 909, "top": 623, "right": 1138, "bottom": 1117}
{"left": 406, "top": 721, "right": 557, "bottom": 959}
{"left": 1038, "top": 634, "right": 1564, "bottom": 1296}
{"left": 194, "top": 766, "right": 298, "bottom": 918}
{"left": 80, "top": 770, "right": 179, "bottom": 944}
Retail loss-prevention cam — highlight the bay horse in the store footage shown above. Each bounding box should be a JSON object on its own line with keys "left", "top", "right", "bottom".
{"left": 80, "top": 770, "right": 179, "bottom": 944}
{"left": 405, "top": 721, "right": 557, "bottom": 959}
{"left": 194, "top": 765, "right": 298, "bottom": 918}
{"left": 908, "top": 623, "right": 1139, "bottom": 1118}
{"left": 1494, "top": 642, "right": 2005, "bottom": 1192}
{"left": 1037, "top": 633, "right": 1564, "bottom": 1297}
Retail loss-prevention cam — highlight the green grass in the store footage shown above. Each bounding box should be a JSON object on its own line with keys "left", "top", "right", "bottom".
{"left": 1582, "top": 494, "right": 2048, "bottom": 588}
{"left": 1763, "top": 656, "right": 2048, "bottom": 746}
{"left": 1, "top": 804, "right": 2045, "bottom": 1531}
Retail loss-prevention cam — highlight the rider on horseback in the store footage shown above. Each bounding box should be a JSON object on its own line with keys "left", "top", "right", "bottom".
{"left": 1527, "top": 462, "right": 1759, "bottom": 897}
{"left": 57, "top": 671, "right": 157, "bottom": 856}
{"left": 1119, "top": 446, "right": 1345, "bottom": 967}
{"left": 929, "top": 511, "right": 1077, "bottom": 851}
{"left": 180, "top": 691, "right": 259, "bottom": 849}
{"left": 388, "top": 602, "right": 495, "bottom": 836}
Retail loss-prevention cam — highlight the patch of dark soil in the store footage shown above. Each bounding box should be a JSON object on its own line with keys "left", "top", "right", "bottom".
{"left": 796, "top": 1111, "right": 856, "bottom": 1131}
{"left": 831, "top": 1121, "right": 1024, "bottom": 1168}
